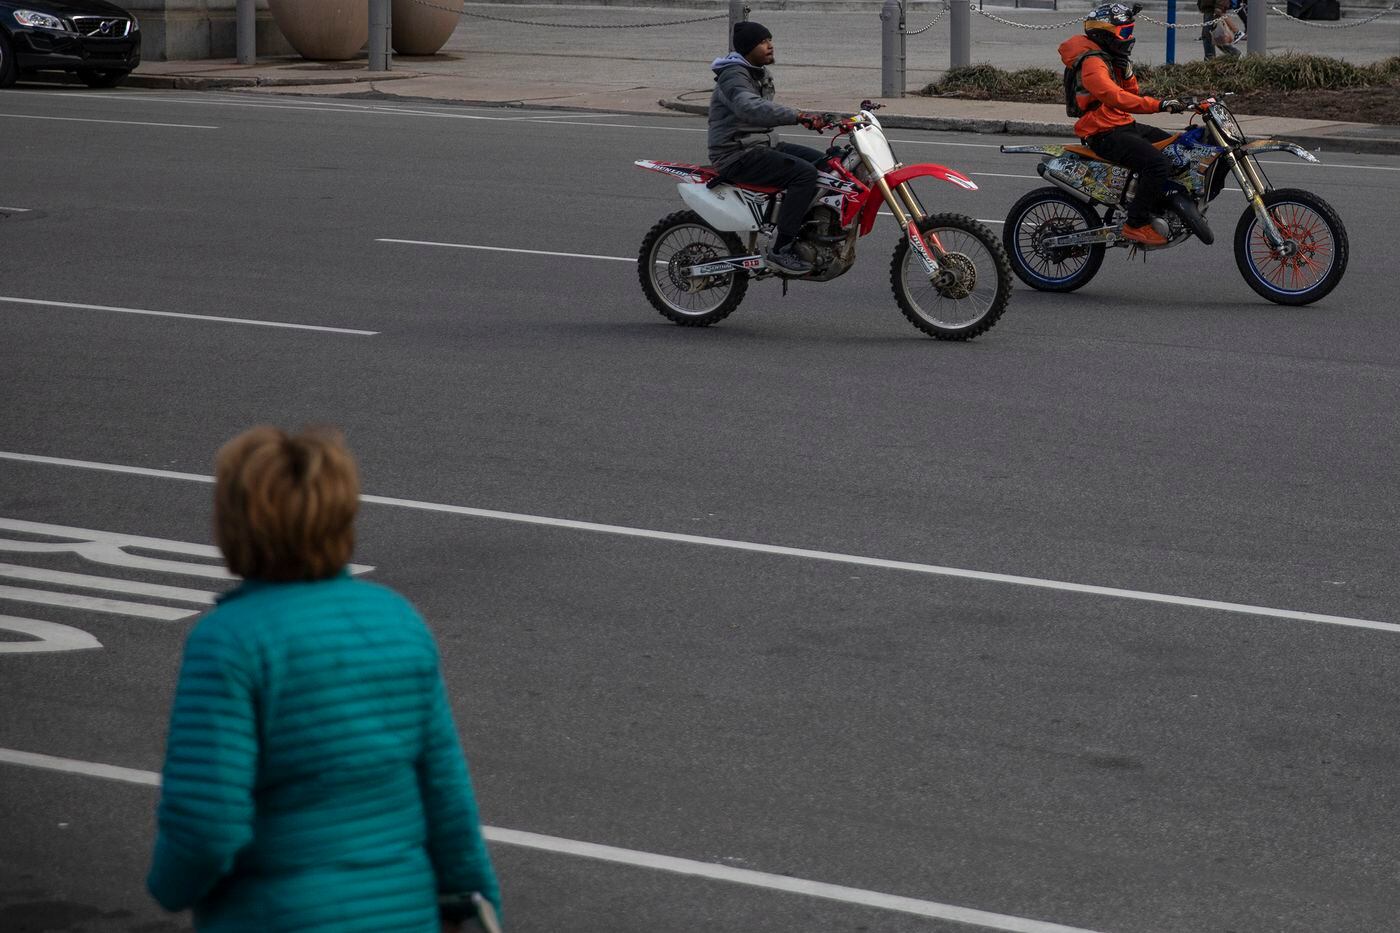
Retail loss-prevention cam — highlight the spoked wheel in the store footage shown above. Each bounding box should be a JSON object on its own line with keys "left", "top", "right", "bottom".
{"left": 1003, "top": 187, "right": 1105, "bottom": 292}
{"left": 638, "top": 210, "right": 748, "bottom": 326}
{"left": 1234, "top": 188, "right": 1348, "bottom": 306}
{"left": 890, "top": 213, "right": 1012, "bottom": 340}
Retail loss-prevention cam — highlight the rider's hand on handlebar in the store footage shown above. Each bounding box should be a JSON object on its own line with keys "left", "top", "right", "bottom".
{"left": 1159, "top": 98, "right": 1187, "bottom": 114}
{"left": 798, "top": 111, "right": 837, "bottom": 132}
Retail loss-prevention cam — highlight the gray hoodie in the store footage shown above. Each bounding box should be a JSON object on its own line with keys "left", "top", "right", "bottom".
{"left": 707, "top": 52, "right": 800, "bottom": 167}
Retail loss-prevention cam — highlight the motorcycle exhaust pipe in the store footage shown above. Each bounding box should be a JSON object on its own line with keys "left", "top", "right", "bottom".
{"left": 1037, "top": 162, "right": 1095, "bottom": 204}
{"left": 1166, "top": 191, "right": 1213, "bottom": 245}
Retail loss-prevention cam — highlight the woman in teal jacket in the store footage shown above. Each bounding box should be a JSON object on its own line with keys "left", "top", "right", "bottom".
{"left": 147, "top": 426, "right": 500, "bottom": 932}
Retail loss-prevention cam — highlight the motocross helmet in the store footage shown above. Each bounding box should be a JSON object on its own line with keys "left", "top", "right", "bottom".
{"left": 1085, "top": 2, "right": 1142, "bottom": 58}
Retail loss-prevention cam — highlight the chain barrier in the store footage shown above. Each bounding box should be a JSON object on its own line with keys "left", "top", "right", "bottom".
{"left": 1267, "top": 0, "right": 1397, "bottom": 26}
{"left": 410, "top": 0, "right": 727, "bottom": 29}
{"left": 969, "top": 4, "right": 1084, "bottom": 30}
{"left": 1139, "top": 12, "right": 1234, "bottom": 28}
{"left": 907, "top": 0, "right": 951, "bottom": 36}
{"left": 901, "top": 0, "right": 1400, "bottom": 34}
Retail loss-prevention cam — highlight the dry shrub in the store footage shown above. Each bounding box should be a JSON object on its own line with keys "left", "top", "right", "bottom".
{"left": 919, "top": 55, "right": 1400, "bottom": 100}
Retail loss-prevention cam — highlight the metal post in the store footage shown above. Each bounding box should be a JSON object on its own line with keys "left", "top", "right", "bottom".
{"left": 880, "top": 0, "right": 905, "bottom": 98}
{"left": 368, "top": 0, "right": 391, "bottom": 72}
{"left": 950, "top": 0, "right": 971, "bottom": 70}
{"left": 235, "top": 0, "right": 254, "bottom": 64}
{"left": 1246, "top": 0, "right": 1264, "bottom": 56}
{"left": 1166, "top": 0, "right": 1176, "bottom": 64}
{"left": 728, "top": 0, "right": 748, "bottom": 51}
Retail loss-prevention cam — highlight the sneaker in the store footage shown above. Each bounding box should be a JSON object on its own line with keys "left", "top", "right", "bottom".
{"left": 1121, "top": 222, "right": 1169, "bottom": 247}
{"left": 765, "top": 242, "right": 813, "bottom": 275}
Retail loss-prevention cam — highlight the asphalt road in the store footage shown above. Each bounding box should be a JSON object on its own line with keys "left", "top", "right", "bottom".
{"left": 1, "top": 86, "right": 1398, "bottom": 933}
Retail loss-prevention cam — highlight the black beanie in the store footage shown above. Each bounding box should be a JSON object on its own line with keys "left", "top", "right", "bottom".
{"left": 733, "top": 21, "right": 772, "bottom": 57}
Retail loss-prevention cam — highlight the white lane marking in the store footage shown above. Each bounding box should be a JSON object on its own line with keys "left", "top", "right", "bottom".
{"left": 0, "top": 112, "right": 217, "bottom": 129}
{"left": 0, "top": 584, "right": 194, "bottom": 620}
{"left": 504, "top": 112, "right": 625, "bottom": 122}
{"left": 487, "top": 827, "right": 1107, "bottom": 933}
{"left": 0, "top": 515, "right": 234, "bottom": 585}
{"left": 377, "top": 238, "right": 634, "bottom": 263}
{"left": 0, "top": 748, "right": 1111, "bottom": 933}
{"left": 0, "top": 518, "right": 374, "bottom": 654}
{"left": 0, "top": 562, "right": 216, "bottom": 604}
{"left": 0, "top": 517, "right": 372, "bottom": 579}
{"left": 0, "top": 205, "right": 32, "bottom": 212}
{"left": 0, "top": 748, "right": 158, "bottom": 784}
{"left": 0, "top": 616, "right": 101, "bottom": 653}
{"left": 1, "top": 451, "right": 1392, "bottom": 635}
{"left": 383, "top": 224, "right": 1007, "bottom": 259}
{"left": 0, "top": 296, "right": 378, "bottom": 336}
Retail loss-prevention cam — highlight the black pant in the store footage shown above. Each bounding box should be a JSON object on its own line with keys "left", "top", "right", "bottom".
{"left": 1086, "top": 123, "right": 1173, "bottom": 226}
{"left": 717, "top": 142, "right": 826, "bottom": 242}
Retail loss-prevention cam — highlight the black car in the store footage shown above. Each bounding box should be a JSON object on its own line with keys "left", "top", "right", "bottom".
{"left": 0, "top": 0, "right": 140, "bottom": 88}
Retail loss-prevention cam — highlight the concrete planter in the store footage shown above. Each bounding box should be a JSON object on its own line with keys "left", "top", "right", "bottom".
{"left": 391, "top": 0, "right": 458, "bottom": 56}
{"left": 268, "top": 0, "right": 368, "bottom": 61}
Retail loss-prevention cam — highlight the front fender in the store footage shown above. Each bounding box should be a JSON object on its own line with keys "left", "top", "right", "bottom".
{"left": 855, "top": 162, "right": 981, "bottom": 235}
{"left": 1241, "top": 139, "right": 1320, "bottom": 163}
{"left": 884, "top": 163, "right": 980, "bottom": 191}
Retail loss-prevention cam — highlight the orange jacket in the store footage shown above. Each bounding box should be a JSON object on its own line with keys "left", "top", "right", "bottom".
{"left": 1059, "top": 35, "right": 1161, "bottom": 139}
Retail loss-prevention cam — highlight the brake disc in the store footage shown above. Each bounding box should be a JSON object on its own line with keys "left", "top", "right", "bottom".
{"left": 670, "top": 243, "right": 721, "bottom": 293}
{"left": 934, "top": 252, "right": 977, "bottom": 300}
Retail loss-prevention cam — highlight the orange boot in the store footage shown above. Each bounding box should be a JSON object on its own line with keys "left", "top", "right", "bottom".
{"left": 1121, "top": 221, "right": 1168, "bottom": 247}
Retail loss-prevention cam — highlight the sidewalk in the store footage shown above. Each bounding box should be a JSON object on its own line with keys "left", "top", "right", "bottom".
{"left": 127, "top": 4, "right": 1400, "bottom": 155}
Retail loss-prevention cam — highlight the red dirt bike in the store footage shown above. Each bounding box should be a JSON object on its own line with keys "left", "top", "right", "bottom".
{"left": 634, "top": 101, "right": 1012, "bottom": 340}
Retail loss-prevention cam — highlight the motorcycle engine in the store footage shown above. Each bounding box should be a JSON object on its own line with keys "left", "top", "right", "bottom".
{"left": 794, "top": 206, "right": 855, "bottom": 282}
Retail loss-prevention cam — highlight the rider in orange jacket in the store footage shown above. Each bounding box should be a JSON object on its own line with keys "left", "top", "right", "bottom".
{"left": 1060, "top": 3, "right": 1186, "bottom": 246}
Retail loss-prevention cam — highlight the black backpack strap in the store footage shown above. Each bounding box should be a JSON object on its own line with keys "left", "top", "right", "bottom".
{"left": 1072, "top": 50, "right": 1110, "bottom": 113}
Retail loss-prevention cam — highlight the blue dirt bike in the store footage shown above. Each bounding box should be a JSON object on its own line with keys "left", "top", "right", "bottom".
{"left": 1000, "top": 95, "right": 1348, "bottom": 305}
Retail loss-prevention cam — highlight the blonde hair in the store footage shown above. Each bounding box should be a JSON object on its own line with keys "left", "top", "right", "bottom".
{"left": 213, "top": 426, "right": 359, "bottom": 581}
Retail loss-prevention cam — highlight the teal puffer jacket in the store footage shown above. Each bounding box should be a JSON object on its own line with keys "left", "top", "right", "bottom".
{"left": 147, "top": 572, "right": 500, "bottom": 932}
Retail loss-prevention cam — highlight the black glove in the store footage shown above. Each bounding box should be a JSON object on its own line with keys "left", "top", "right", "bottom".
{"left": 1159, "top": 99, "right": 1187, "bottom": 114}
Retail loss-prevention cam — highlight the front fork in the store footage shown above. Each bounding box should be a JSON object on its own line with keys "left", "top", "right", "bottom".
{"left": 1213, "top": 127, "right": 1294, "bottom": 255}
{"left": 877, "top": 174, "right": 944, "bottom": 277}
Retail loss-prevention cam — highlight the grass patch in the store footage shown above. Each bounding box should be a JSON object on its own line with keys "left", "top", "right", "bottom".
{"left": 918, "top": 54, "right": 1400, "bottom": 100}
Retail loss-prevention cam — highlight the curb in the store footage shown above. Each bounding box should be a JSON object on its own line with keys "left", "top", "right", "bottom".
{"left": 659, "top": 98, "right": 1400, "bottom": 154}
{"left": 126, "top": 71, "right": 424, "bottom": 91}
{"left": 659, "top": 97, "right": 1076, "bottom": 139}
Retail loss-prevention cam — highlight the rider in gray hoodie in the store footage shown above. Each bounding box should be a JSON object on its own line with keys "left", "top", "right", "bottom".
{"left": 708, "top": 21, "right": 831, "bottom": 275}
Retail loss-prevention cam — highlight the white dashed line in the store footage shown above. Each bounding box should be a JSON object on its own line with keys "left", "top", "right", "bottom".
{"left": 0, "top": 112, "right": 217, "bottom": 129}
{"left": 0, "top": 296, "right": 377, "bottom": 335}
{"left": 377, "top": 238, "right": 634, "bottom": 262}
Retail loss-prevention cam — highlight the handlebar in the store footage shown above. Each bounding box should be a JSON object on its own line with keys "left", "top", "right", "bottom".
{"left": 804, "top": 100, "right": 885, "bottom": 136}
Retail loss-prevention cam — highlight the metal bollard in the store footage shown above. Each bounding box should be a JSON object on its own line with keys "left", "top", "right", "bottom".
{"left": 728, "top": 0, "right": 748, "bottom": 51}
{"left": 1165, "top": 0, "right": 1177, "bottom": 64}
{"left": 236, "top": 0, "right": 254, "bottom": 65}
{"left": 950, "top": 0, "right": 971, "bottom": 70}
{"left": 880, "top": 0, "right": 905, "bottom": 98}
{"left": 1246, "top": 0, "right": 1264, "bottom": 56}
{"left": 368, "top": 0, "right": 391, "bottom": 72}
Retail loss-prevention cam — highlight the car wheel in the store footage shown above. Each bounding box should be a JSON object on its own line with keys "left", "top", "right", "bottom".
{"left": 0, "top": 32, "right": 18, "bottom": 88}
{"left": 80, "top": 69, "right": 131, "bottom": 89}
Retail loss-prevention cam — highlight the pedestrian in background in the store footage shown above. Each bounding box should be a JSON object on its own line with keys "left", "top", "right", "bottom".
{"left": 146, "top": 425, "right": 500, "bottom": 932}
{"left": 1199, "top": 0, "right": 1242, "bottom": 58}
{"left": 1199, "top": 0, "right": 1222, "bottom": 58}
